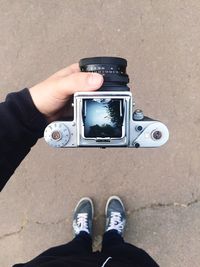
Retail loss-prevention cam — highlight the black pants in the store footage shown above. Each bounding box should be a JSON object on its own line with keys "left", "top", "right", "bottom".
{"left": 31, "top": 230, "right": 159, "bottom": 267}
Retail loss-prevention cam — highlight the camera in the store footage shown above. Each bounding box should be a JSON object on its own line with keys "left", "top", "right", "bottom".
{"left": 44, "top": 57, "right": 169, "bottom": 148}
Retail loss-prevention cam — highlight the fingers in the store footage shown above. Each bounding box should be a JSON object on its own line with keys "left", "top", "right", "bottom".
{"left": 55, "top": 63, "right": 80, "bottom": 77}
{"left": 59, "top": 72, "right": 104, "bottom": 96}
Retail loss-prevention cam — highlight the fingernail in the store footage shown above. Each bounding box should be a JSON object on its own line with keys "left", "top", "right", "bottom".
{"left": 88, "top": 73, "right": 103, "bottom": 86}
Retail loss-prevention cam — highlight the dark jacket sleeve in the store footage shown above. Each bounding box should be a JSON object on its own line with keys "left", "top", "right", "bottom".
{"left": 0, "top": 88, "right": 48, "bottom": 191}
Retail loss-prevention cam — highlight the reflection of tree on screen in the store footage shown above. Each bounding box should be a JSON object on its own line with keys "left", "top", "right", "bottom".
{"left": 106, "top": 100, "right": 123, "bottom": 127}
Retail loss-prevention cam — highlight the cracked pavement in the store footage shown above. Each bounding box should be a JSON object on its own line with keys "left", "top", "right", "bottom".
{"left": 0, "top": 1, "right": 200, "bottom": 266}
{"left": 1, "top": 198, "right": 199, "bottom": 240}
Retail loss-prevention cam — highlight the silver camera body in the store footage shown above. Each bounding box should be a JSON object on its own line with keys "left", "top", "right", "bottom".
{"left": 44, "top": 91, "right": 169, "bottom": 148}
{"left": 44, "top": 57, "right": 169, "bottom": 148}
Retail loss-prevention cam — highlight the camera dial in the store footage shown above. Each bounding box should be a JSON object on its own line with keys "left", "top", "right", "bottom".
{"left": 44, "top": 123, "right": 70, "bottom": 147}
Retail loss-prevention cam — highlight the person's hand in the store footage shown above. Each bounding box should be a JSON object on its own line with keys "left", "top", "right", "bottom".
{"left": 29, "top": 63, "right": 103, "bottom": 122}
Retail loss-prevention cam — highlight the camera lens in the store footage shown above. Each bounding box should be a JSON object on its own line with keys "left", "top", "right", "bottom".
{"left": 79, "top": 57, "right": 129, "bottom": 90}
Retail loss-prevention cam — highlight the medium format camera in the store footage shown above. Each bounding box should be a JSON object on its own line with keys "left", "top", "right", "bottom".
{"left": 44, "top": 57, "right": 169, "bottom": 148}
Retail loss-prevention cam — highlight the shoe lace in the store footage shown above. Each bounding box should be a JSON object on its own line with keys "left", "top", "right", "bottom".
{"left": 107, "top": 212, "right": 125, "bottom": 233}
{"left": 74, "top": 213, "right": 89, "bottom": 234}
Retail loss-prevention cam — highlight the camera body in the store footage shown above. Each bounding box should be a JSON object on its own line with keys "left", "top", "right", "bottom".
{"left": 44, "top": 57, "right": 169, "bottom": 148}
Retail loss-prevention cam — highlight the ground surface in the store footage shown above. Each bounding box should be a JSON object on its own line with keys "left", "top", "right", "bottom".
{"left": 0, "top": 1, "right": 200, "bottom": 266}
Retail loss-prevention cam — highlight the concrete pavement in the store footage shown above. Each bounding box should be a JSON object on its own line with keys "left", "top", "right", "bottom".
{"left": 0, "top": 1, "right": 200, "bottom": 266}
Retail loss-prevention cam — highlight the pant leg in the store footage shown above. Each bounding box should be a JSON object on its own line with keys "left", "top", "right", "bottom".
{"left": 13, "top": 232, "right": 92, "bottom": 267}
{"left": 38, "top": 231, "right": 92, "bottom": 257}
{"left": 101, "top": 230, "right": 159, "bottom": 267}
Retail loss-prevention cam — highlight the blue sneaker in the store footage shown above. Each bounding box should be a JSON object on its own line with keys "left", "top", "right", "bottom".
{"left": 73, "top": 197, "right": 94, "bottom": 236}
{"left": 105, "top": 196, "right": 126, "bottom": 236}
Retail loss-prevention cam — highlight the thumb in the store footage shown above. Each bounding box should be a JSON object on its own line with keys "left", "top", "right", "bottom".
{"left": 59, "top": 72, "right": 104, "bottom": 96}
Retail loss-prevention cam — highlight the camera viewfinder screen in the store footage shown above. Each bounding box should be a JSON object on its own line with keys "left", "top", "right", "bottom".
{"left": 82, "top": 98, "right": 124, "bottom": 138}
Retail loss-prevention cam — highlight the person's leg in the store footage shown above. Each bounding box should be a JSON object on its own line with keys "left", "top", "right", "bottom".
{"left": 102, "top": 229, "right": 124, "bottom": 249}
{"left": 101, "top": 196, "right": 126, "bottom": 254}
{"left": 38, "top": 231, "right": 92, "bottom": 257}
{"left": 13, "top": 198, "right": 94, "bottom": 266}
{"left": 102, "top": 230, "right": 159, "bottom": 266}
{"left": 13, "top": 232, "right": 92, "bottom": 267}
{"left": 101, "top": 196, "right": 159, "bottom": 267}
{"left": 40, "top": 197, "right": 94, "bottom": 257}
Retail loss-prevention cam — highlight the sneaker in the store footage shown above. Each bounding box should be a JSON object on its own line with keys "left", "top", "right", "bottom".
{"left": 73, "top": 197, "right": 94, "bottom": 236}
{"left": 105, "top": 196, "right": 126, "bottom": 236}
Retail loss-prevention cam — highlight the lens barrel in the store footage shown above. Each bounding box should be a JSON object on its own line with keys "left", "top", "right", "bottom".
{"left": 79, "top": 57, "right": 129, "bottom": 91}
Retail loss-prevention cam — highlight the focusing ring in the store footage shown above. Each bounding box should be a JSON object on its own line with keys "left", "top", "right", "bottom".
{"left": 79, "top": 56, "right": 129, "bottom": 85}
